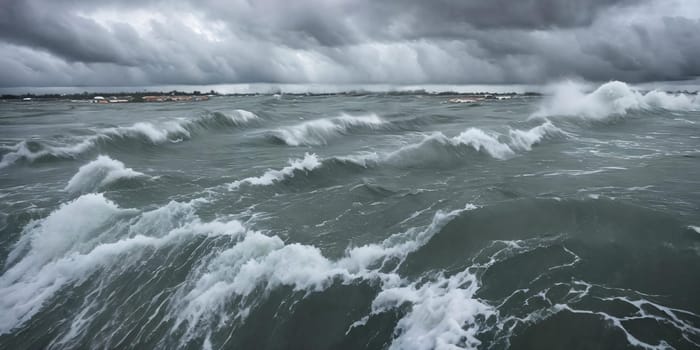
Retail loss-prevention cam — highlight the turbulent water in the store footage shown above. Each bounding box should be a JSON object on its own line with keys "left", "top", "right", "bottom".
{"left": 1, "top": 81, "right": 699, "bottom": 349}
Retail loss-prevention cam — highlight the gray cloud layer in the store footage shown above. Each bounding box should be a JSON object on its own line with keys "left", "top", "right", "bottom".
{"left": 1, "top": 0, "right": 699, "bottom": 87}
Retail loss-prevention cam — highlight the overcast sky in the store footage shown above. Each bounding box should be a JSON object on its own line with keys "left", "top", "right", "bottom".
{"left": 1, "top": 0, "right": 699, "bottom": 87}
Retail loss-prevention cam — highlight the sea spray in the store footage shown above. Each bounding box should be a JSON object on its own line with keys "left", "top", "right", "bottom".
{"left": 0, "top": 195, "right": 244, "bottom": 334}
{"left": 533, "top": 80, "right": 700, "bottom": 119}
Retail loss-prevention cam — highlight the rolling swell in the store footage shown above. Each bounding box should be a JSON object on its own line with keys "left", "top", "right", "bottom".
{"left": 390, "top": 113, "right": 462, "bottom": 130}
{"left": 229, "top": 121, "right": 565, "bottom": 192}
{"left": 376, "top": 121, "right": 566, "bottom": 166}
{"left": 228, "top": 153, "right": 368, "bottom": 190}
{"left": 187, "top": 109, "right": 262, "bottom": 131}
{"left": 0, "top": 109, "right": 260, "bottom": 169}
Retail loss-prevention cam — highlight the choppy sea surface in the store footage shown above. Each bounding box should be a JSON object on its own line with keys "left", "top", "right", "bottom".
{"left": 1, "top": 81, "right": 699, "bottom": 349}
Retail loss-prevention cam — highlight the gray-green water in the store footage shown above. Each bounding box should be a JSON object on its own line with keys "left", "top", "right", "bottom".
{"left": 1, "top": 81, "right": 699, "bottom": 349}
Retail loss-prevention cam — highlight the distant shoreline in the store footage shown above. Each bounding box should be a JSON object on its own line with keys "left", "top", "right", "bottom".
{"left": 2, "top": 90, "right": 544, "bottom": 103}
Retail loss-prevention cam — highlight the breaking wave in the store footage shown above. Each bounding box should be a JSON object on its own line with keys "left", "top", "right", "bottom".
{"left": 3, "top": 193, "right": 698, "bottom": 349}
{"left": 380, "top": 121, "right": 566, "bottom": 165}
{"left": 0, "top": 194, "right": 244, "bottom": 334}
{"left": 64, "top": 155, "right": 147, "bottom": 194}
{"left": 0, "top": 139, "right": 96, "bottom": 169}
{"left": 534, "top": 80, "right": 700, "bottom": 120}
{"left": 228, "top": 122, "right": 565, "bottom": 191}
{"left": 267, "top": 113, "right": 388, "bottom": 146}
{"left": 188, "top": 109, "right": 261, "bottom": 130}
{"left": 0, "top": 110, "right": 260, "bottom": 169}
{"left": 228, "top": 153, "right": 323, "bottom": 190}
{"left": 167, "top": 198, "right": 700, "bottom": 350}
{"left": 169, "top": 204, "right": 478, "bottom": 343}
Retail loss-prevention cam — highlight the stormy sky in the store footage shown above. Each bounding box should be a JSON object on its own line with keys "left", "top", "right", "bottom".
{"left": 1, "top": 0, "right": 699, "bottom": 87}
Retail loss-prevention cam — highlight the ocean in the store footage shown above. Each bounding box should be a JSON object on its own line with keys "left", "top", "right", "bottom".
{"left": 0, "top": 81, "right": 699, "bottom": 349}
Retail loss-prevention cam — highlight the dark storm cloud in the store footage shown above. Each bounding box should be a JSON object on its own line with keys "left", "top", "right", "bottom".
{"left": 0, "top": 1, "right": 145, "bottom": 65}
{"left": 0, "top": 0, "right": 698, "bottom": 87}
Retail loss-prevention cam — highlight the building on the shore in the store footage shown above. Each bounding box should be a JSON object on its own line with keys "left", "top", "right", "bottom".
{"left": 85, "top": 94, "right": 211, "bottom": 104}
{"left": 447, "top": 94, "right": 515, "bottom": 103}
{"left": 142, "top": 96, "right": 165, "bottom": 102}
{"left": 142, "top": 95, "right": 209, "bottom": 102}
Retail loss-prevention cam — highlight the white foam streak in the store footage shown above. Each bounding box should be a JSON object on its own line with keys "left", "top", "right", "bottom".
{"left": 228, "top": 153, "right": 322, "bottom": 189}
{"left": 534, "top": 80, "right": 700, "bottom": 120}
{"left": 65, "top": 155, "right": 146, "bottom": 194}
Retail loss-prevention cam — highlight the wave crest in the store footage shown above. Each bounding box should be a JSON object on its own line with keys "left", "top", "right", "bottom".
{"left": 64, "top": 155, "right": 147, "bottom": 194}
{"left": 0, "top": 194, "right": 244, "bottom": 334}
{"left": 228, "top": 153, "right": 322, "bottom": 189}
{"left": 188, "top": 109, "right": 261, "bottom": 130}
{"left": 169, "top": 204, "right": 477, "bottom": 339}
{"left": 385, "top": 121, "right": 565, "bottom": 165}
{"left": 0, "top": 109, "right": 260, "bottom": 169}
{"left": 268, "top": 113, "right": 387, "bottom": 146}
{"left": 228, "top": 122, "right": 564, "bottom": 191}
{"left": 534, "top": 80, "right": 700, "bottom": 120}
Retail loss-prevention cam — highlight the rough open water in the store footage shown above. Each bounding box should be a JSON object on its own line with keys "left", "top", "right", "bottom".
{"left": 0, "top": 81, "right": 699, "bottom": 349}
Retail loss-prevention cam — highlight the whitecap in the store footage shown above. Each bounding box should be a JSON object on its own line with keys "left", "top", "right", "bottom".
{"left": 270, "top": 113, "right": 386, "bottom": 146}
{"left": 169, "top": 204, "right": 477, "bottom": 341}
{"left": 228, "top": 153, "right": 322, "bottom": 189}
{"left": 64, "top": 155, "right": 147, "bottom": 194}
{"left": 0, "top": 195, "right": 243, "bottom": 334}
{"left": 533, "top": 80, "right": 700, "bottom": 120}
